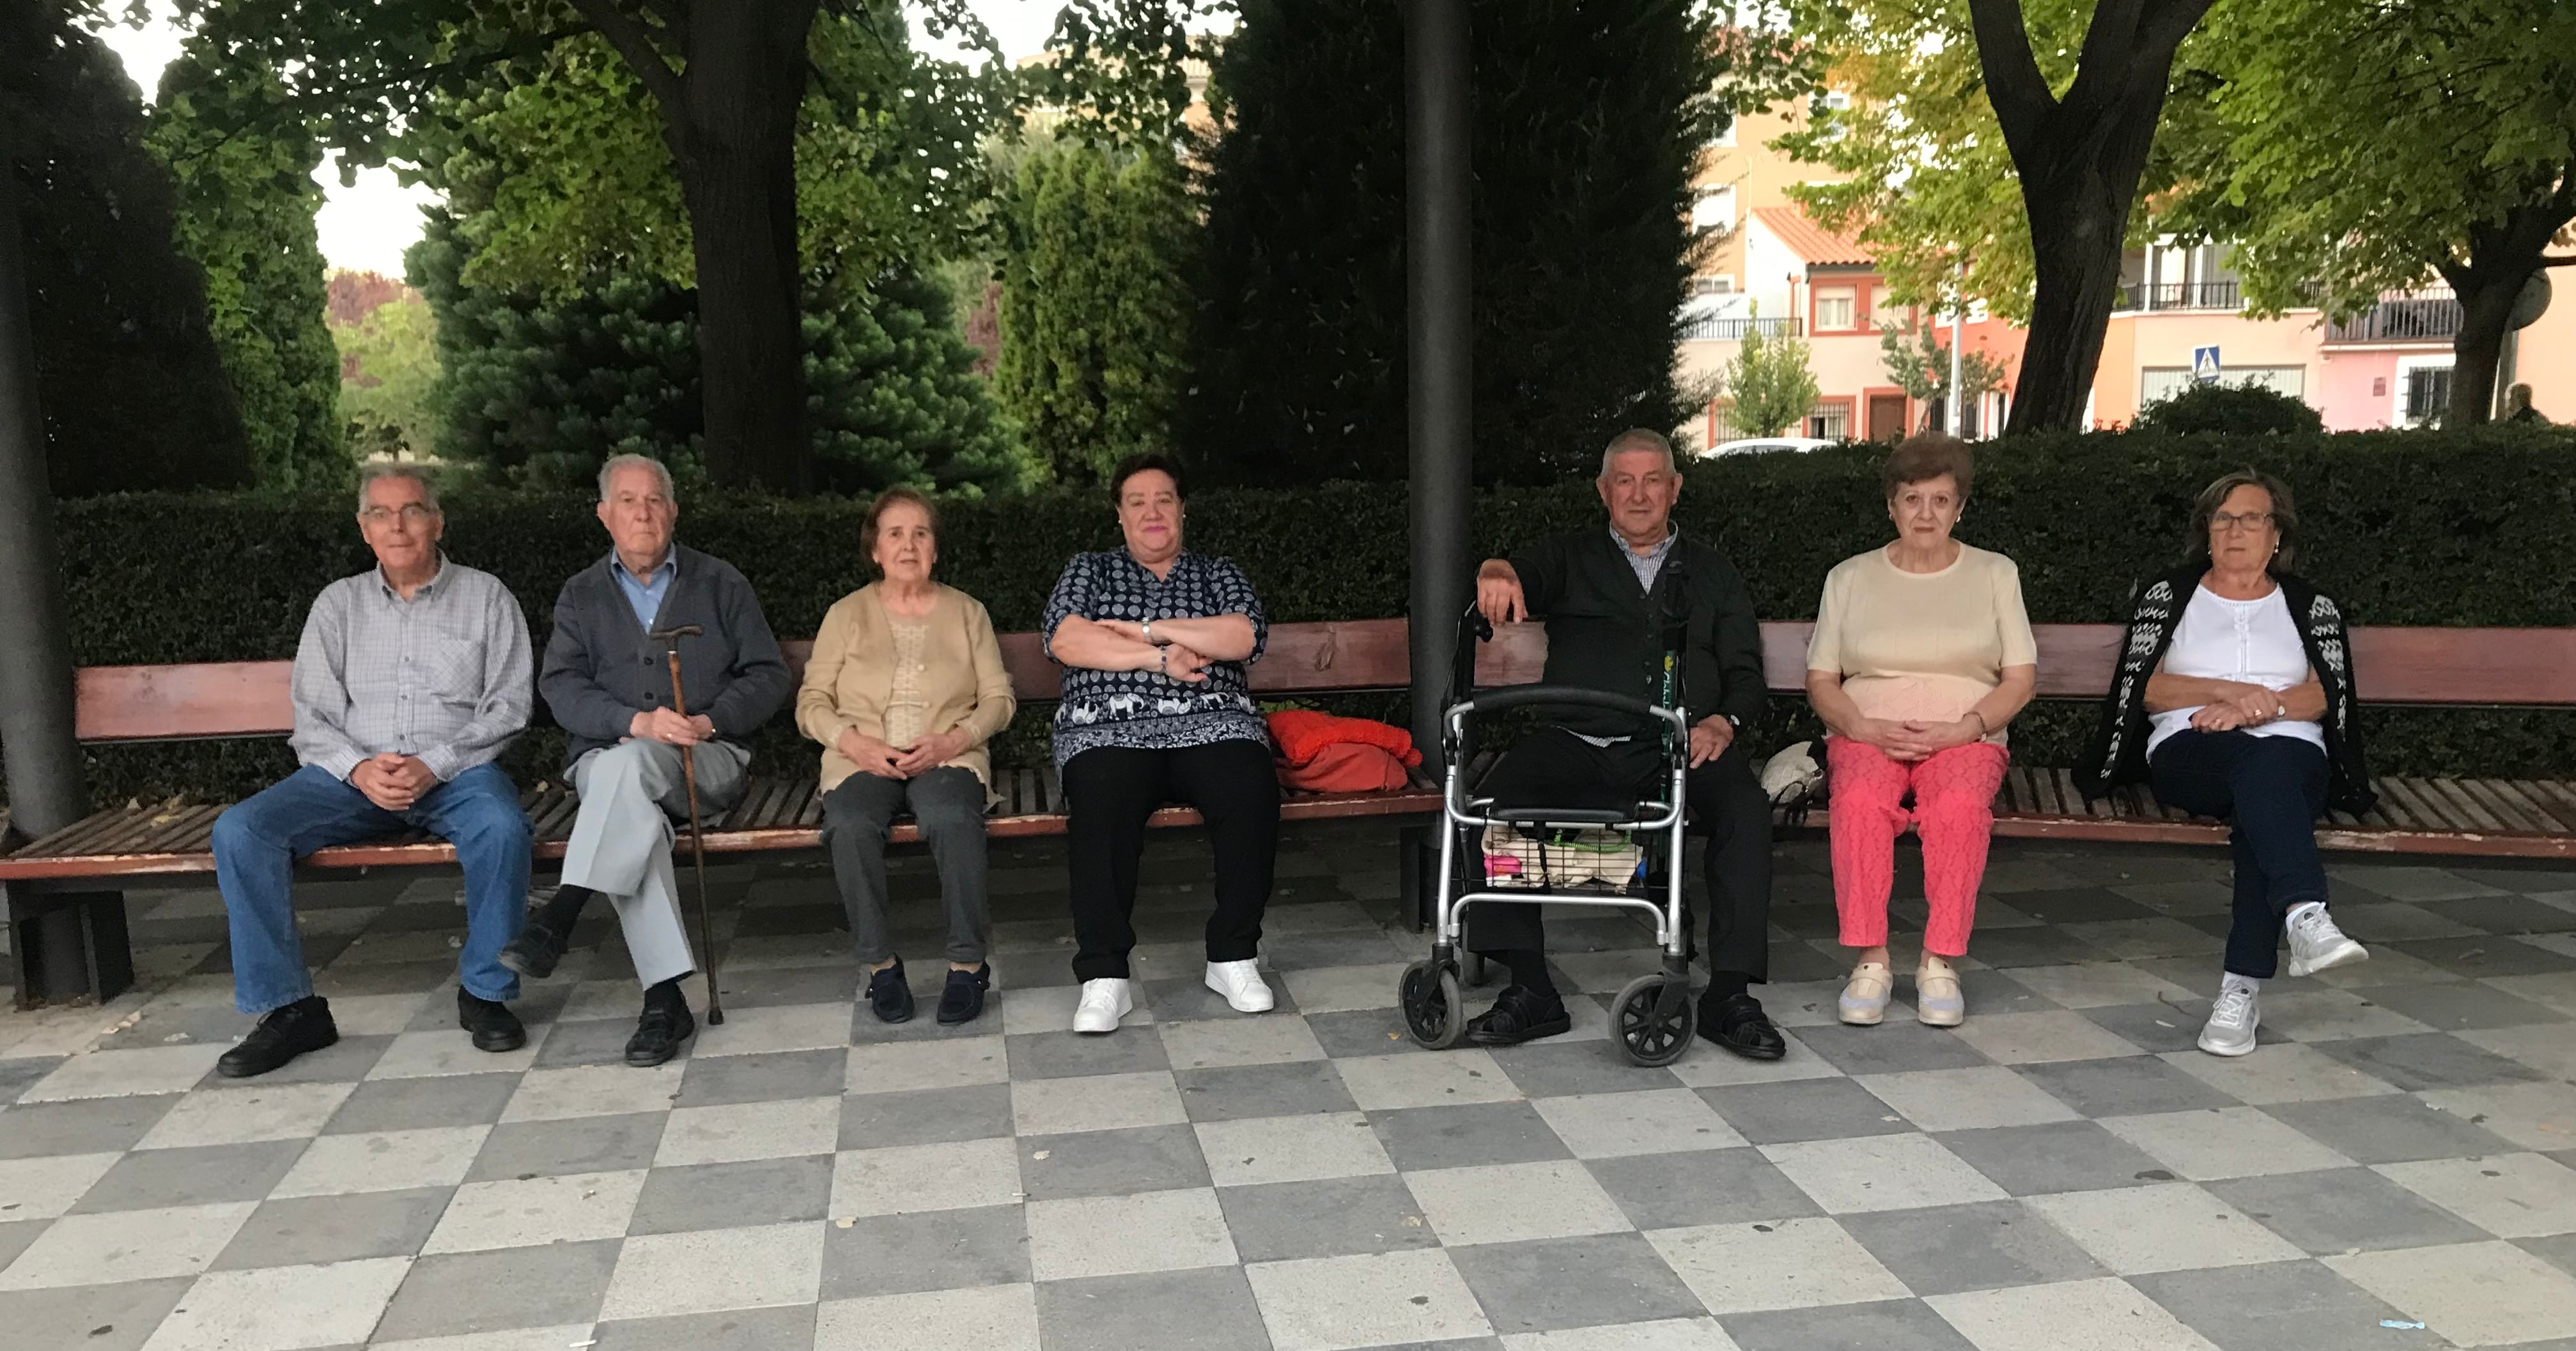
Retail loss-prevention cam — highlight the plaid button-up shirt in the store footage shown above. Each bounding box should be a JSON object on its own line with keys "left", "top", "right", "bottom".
{"left": 289, "top": 554, "right": 536, "bottom": 782}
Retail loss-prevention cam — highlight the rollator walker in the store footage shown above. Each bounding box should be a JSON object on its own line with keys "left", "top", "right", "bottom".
{"left": 1399, "top": 608, "right": 1700, "bottom": 1066}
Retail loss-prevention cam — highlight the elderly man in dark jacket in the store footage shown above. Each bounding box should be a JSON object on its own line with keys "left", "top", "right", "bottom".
{"left": 1468, "top": 429, "right": 1784, "bottom": 1060}
{"left": 504, "top": 454, "right": 792, "bottom": 1065}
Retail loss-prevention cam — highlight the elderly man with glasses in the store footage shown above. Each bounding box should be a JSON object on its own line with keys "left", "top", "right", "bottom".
{"left": 502, "top": 453, "right": 791, "bottom": 1066}
{"left": 209, "top": 465, "right": 538, "bottom": 1078}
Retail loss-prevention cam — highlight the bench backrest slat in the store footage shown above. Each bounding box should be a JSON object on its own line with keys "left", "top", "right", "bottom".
{"left": 70, "top": 620, "right": 2576, "bottom": 744}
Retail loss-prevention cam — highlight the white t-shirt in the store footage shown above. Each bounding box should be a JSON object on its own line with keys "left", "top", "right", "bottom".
{"left": 2146, "top": 583, "right": 2327, "bottom": 759}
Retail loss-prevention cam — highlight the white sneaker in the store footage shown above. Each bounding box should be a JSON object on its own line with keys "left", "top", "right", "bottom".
{"left": 2285, "top": 904, "right": 2368, "bottom": 978}
{"left": 1204, "top": 959, "right": 1275, "bottom": 1014}
{"left": 2198, "top": 985, "right": 2260, "bottom": 1056}
{"left": 1073, "top": 978, "right": 1133, "bottom": 1034}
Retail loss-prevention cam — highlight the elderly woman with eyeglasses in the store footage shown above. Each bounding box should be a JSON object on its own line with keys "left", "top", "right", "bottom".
{"left": 2083, "top": 468, "right": 2375, "bottom": 1058}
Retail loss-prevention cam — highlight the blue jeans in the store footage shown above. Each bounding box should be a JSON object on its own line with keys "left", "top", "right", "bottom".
{"left": 2149, "top": 730, "right": 2331, "bottom": 979}
{"left": 212, "top": 763, "right": 532, "bottom": 1014}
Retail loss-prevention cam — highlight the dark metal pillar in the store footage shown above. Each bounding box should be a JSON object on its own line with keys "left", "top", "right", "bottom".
{"left": 0, "top": 141, "right": 127, "bottom": 1005}
{"left": 1404, "top": 0, "right": 1471, "bottom": 771}
{"left": 1401, "top": 0, "right": 1471, "bottom": 932}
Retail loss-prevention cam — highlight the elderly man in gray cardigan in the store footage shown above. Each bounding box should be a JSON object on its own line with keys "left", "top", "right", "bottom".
{"left": 505, "top": 454, "right": 793, "bottom": 1065}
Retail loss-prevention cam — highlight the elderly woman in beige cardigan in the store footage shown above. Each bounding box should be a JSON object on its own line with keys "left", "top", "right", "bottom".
{"left": 798, "top": 487, "right": 1016, "bottom": 1026}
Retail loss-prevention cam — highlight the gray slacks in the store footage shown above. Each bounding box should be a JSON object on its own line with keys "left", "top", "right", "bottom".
{"left": 564, "top": 738, "right": 750, "bottom": 988}
{"left": 819, "top": 767, "right": 991, "bottom": 966}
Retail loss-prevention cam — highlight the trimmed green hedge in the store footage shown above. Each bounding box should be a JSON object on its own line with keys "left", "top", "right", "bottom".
{"left": 39, "top": 424, "right": 2576, "bottom": 805}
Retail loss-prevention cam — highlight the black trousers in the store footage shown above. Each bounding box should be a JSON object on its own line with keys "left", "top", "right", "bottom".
{"left": 2149, "top": 730, "right": 2331, "bottom": 980}
{"left": 1466, "top": 727, "right": 1773, "bottom": 982}
{"left": 1063, "top": 738, "right": 1280, "bottom": 981}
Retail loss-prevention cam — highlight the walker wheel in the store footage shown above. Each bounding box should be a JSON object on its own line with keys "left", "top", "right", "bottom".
{"left": 1399, "top": 960, "right": 1464, "bottom": 1049}
{"left": 1612, "top": 973, "right": 1695, "bottom": 1067}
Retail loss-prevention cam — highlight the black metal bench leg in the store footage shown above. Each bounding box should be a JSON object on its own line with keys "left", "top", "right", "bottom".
{"left": 5, "top": 884, "right": 133, "bottom": 1009}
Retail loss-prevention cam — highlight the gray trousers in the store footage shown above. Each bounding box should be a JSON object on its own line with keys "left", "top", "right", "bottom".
{"left": 819, "top": 767, "right": 991, "bottom": 966}
{"left": 564, "top": 738, "right": 750, "bottom": 988}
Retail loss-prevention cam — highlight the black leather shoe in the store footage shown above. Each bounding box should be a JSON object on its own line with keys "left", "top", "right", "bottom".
{"left": 497, "top": 920, "right": 569, "bottom": 980}
{"left": 1700, "top": 992, "right": 1787, "bottom": 1061}
{"left": 217, "top": 996, "right": 339, "bottom": 1078}
{"left": 1463, "top": 985, "right": 1573, "bottom": 1046}
{"left": 936, "top": 964, "right": 991, "bottom": 1026}
{"left": 867, "top": 960, "right": 915, "bottom": 1024}
{"left": 626, "top": 998, "right": 696, "bottom": 1067}
{"left": 456, "top": 989, "right": 527, "bottom": 1053}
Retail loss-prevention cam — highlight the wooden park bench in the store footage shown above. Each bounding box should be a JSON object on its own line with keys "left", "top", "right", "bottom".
{"left": 7, "top": 617, "right": 2572, "bottom": 1004}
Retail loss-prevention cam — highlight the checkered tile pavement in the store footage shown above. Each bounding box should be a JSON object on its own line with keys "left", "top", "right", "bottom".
{"left": 4, "top": 821, "right": 2575, "bottom": 1350}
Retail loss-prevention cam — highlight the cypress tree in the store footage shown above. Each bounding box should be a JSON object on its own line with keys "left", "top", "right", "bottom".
{"left": 1188, "top": 0, "right": 1725, "bottom": 486}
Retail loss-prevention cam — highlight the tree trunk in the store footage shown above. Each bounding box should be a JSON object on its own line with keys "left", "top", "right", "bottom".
{"left": 2013, "top": 188, "right": 2131, "bottom": 434}
{"left": 2437, "top": 200, "right": 2572, "bottom": 428}
{"left": 679, "top": 0, "right": 818, "bottom": 491}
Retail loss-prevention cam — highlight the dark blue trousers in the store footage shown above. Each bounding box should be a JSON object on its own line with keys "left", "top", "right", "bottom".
{"left": 2148, "top": 730, "right": 2331, "bottom": 979}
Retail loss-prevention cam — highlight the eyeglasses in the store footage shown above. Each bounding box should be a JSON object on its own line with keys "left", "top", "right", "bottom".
{"left": 2210, "top": 511, "right": 2275, "bottom": 532}
{"left": 359, "top": 504, "right": 439, "bottom": 526}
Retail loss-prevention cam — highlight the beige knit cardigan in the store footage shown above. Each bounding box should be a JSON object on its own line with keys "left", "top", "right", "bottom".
{"left": 795, "top": 583, "right": 1017, "bottom": 793}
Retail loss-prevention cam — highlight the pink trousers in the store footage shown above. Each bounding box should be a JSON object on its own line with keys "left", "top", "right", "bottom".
{"left": 1826, "top": 736, "right": 2010, "bottom": 957}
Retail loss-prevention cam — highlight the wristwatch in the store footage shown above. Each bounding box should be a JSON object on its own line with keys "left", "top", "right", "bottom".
{"left": 1142, "top": 619, "right": 1167, "bottom": 646}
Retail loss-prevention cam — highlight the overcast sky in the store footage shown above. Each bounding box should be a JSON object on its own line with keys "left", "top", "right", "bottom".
{"left": 90, "top": 1, "right": 1077, "bottom": 277}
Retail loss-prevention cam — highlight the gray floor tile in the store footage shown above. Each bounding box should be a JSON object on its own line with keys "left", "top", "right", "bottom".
{"left": 1586, "top": 1147, "right": 1822, "bottom": 1230}
{"left": 2308, "top": 1033, "right": 2549, "bottom": 1092}
{"left": 532, "top": 1016, "right": 656, "bottom": 1069}
{"left": 2331, "top": 902, "right": 2487, "bottom": 941}
{"left": 2348, "top": 982, "right": 2568, "bottom": 1031}
{"left": 2392, "top": 937, "right": 2576, "bottom": 980}
{"left": 0, "top": 1057, "right": 64, "bottom": 1107}
{"left": 1776, "top": 1021, "right": 1994, "bottom": 1077}
{"left": 1177, "top": 1060, "right": 1360, "bottom": 1123}
{"left": 2014, "top": 1054, "right": 2242, "bottom": 1116}
{"left": 1018, "top": 1122, "right": 1213, "bottom": 1201}
{"left": 706, "top": 964, "right": 858, "bottom": 1010}
{"left": 2524, "top": 1235, "right": 2576, "bottom": 1280}
{"left": 1840, "top": 1199, "right": 2109, "bottom": 1295}
{"left": 467, "top": 1111, "right": 669, "bottom": 1181}
{"left": 816, "top": 1201, "right": 1032, "bottom": 1299}
{"left": 372, "top": 1237, "right": 621, "bottom": 1340}
{"left": 2208, "top": 1168, "right": 2495, "bottom": 1253}
{"left": 2132, "top": 1259, "right": 2454, "bottom": 1351}
{"left": 1264, "top": 930, "right": 1412, "bottom": 971}
{"left": 848, "top": 987, "right": 1017, "bottom": 1044}
{"left": 1308, "top": 1007, "right": 1443, "bottom": 1058}
{"left": 1937, "top": 1119, "right": 2172, "bottom": 1196}
{"left": 1370, "top": 1102, "right": 1572, "bottom": 1171}
{"left": 210, "top": 1187, "right": 452, "bottom": 1270}
{"left": 1485, "top": 1041, "right": 1682, "bottom": 1099}
{"left": 1006, "top": 1028, "right": 1174, "bottom": 1080}
{"left": 0, "top": 1095, "right": 180, "bottom": 1160}
{"left": 2421, "top": 895, "right": 2576, "bottom": 936}
{"left": 1036, "top": 1265, "right": 1274, "bottom": 1351}
{"left": 2058, "top": 916, "right": 2226, "bottom": 961}
{"left": 1448, "top": 1231, "right": 1705, "bottom": 1335}
{"left": 89, "top": 998, "right": 243, "bottom": 1053}
{"left": 589, "top": 1302, "right": 819, "bottom": 1350}
{"left": 0, "top": 1219, "right": 44, "bottom": 1270}
{"left": 674, "top": 1048, "right": 846, "bottom": 1106}
{"left": 1144, "top": 975, "right": 1305, "bottom": 1023}
{"left": 1766, "top": 940, "right": 1853, "bottom": 984}
{"left": 626, "top": 1155, "right": 832, "bottom": 1235}
{"left": 1959, "top": 926, "right": 2120, "bottom": 968}
{"left": 323, "top": 1070, "right": 522, "bottom": 1133}
{"left": 1718, "top": 1297, "right": 1981, "bottom": 1351}
{"left": 2078, "top": 1001, "right": 2234, "bottom": 1055}
{"left": 1217, "top": 1174, "right": 1439, "bottom": 1262}
{"left": 0, "top": 1276, "right": 196, "bottom": 1351}
{"left": 2002, "top": 888, "right": 2160, "bottom": 925}
{"left": 839, "top": 1081, "right": 1016, "bottom": 1148}
{"left": 1696, "top": 1078, "right": 1912, "bottom": 1145}
{"left": 67, "top": 1138, "right": 305, "bottom": 1213}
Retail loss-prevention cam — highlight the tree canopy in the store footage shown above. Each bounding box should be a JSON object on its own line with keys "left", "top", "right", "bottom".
{"left": 1721, "top": 319, "right": 1820, "bottom": 438}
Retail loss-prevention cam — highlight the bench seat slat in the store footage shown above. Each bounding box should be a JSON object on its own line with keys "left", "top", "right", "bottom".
{"left": 2461, "top": 778, "right": 2556, "bottom": 836}
{"left": 2426, "top": 778, "right": 2510, "bottom": 834}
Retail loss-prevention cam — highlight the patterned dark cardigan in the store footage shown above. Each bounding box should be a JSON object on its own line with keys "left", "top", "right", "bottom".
{"left": 2078, "top": 564, "right": 2378, "bottom": 819}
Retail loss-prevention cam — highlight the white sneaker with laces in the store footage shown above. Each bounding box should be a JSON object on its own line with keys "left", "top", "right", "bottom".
{"left": 2285, "top": 903, "right": 2368, "bottom": 978}
{"left": 2198, "top": 985, "right": 2260, "bottom": 1056}
{"left": 1073, "top": 978, "right": 1133, "bottom": 1034}
{"left": 1204, "top": 959, "right": 1275, "bottom": 1013}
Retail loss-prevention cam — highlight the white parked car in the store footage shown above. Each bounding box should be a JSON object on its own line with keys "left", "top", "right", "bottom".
{"left": 1702, "top": 436, "right": 1838, "bottom": 457}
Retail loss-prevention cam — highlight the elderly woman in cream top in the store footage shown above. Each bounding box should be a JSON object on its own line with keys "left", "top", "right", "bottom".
{"left": 798, "top": 487, "right": 1016, "bottom": 1027}
{"left": 1806, "top": 434, "right": 2036, "bottom": 1029}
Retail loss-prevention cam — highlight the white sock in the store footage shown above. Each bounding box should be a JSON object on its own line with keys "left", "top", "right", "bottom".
{"left": 2286, "top": 900, "right": 2326, "bottom": 926}
{"left": 2221, "top": 971, "right": 2264, "bottom": 998}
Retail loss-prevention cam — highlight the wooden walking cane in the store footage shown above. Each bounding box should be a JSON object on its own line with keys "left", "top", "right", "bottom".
{"left": 648, "top": 624, "right": 724, "bottom": 1025}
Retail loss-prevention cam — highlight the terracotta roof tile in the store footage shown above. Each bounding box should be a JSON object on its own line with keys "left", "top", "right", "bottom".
{"left": 1751, "top": 205, "right": 1874, "bottom": 267}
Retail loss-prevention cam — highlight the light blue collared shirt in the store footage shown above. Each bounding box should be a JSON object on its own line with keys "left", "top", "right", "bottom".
{"left": 1615, "top": 522, "right": 1679, "bottom": 592}
{"left": 612, "top": 547, "right": 677, "bottom": 630}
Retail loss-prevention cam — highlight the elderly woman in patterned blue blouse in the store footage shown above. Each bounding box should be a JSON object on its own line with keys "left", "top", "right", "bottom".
{"left": 1044, "top": 452, "right": 1278, "bottom": 1035}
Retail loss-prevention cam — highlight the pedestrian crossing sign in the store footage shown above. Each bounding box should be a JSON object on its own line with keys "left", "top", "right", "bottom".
{"left": 2192, "top": 346, "right": 2222, "bottom": 383}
